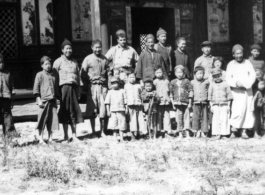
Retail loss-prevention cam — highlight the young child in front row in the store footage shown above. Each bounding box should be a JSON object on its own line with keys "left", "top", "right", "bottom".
{"left": 124, "top": 71, "right": 145, "bottom": 140}
{"left": 0, "top": 54, "right": 16, "bottom": 144}
{"left": 191, "top": 66, "right": 210, "bottom": 138}
{"left": 208, "top": 68, "right": 233, "bottom": 139}
{"left": 105, "top": 77, "right": 127, "bottom": 142}
{"left": 153, "top": 67, "right": 172, "bottom": 138}
{"left": 33, "top": 56, "right": 60, "bottom": 144}
{"left": 141, "top": 78, "right": 160, "bottom": 139}
{"left": 170, "top": 65, "right": 193, "bottom": 139}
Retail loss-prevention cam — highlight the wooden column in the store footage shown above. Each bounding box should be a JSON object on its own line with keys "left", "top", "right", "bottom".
{"left": 91, "top": 0, "right": 101, "bottom": 40}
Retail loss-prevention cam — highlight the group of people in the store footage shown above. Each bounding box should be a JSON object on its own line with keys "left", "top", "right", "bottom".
{"left": 0, "top": 27, "right": 264, "bottom": 144}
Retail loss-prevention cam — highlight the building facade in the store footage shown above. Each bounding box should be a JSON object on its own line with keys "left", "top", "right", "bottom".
{"left": 0, "top": 0, "right": 263, "bottom": 88}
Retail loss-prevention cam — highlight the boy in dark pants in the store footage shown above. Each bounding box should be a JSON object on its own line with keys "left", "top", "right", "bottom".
{"left": 33, "top": 56, "right": 60, "bottom": 144}
{"left": 0, "top": 54, "right": 16, "bottom": 144}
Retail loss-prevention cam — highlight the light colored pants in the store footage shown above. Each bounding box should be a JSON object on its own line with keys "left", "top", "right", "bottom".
{"left": 157, "top": 105, "right": 172, "bottom": 133}
{"left": 108, "top": 111, "right": 126, "bottom": 131}
{"left": 175, "top": 105, "right": 190, "bottom": 132}
{"left": 128, "top": 105, "right": 146, "bottom": 133}
{"left": 212, "top": 105, "right": 230, "bottom": 135}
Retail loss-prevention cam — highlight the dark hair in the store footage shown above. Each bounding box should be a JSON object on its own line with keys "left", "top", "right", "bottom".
{"left": 144, "top": 78, "right": 153, "bottom": 85}
{"left": 154, "top": 66, "right": 163, "bottom": 72}
{"left": 212, "top": 56, "right": 226, "bottom": 69}
{"left": 91, "top": 39, "right": 102, "bottom": 47}
{"left": 176, "top": 37, "right": 186, "bottom": 45}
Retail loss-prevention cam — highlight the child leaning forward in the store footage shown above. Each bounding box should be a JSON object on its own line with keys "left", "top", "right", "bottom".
{"left": 33, "top": 56, "right": 60, "bottom": 144}
{"left": 208, "top": 68, "right": 233, "bottom": 139}
{"left": 105, "top": 77, "right": 127, "bottom": 142}
{"left": 170, "top": 65, "right": 193, "bottom": 139}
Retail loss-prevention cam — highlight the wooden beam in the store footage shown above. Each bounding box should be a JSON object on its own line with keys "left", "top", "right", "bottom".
{"left": 91, "top": 0, "right": 101, "bottom": 40}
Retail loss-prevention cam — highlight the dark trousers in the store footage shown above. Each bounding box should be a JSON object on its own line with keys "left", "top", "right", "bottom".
{"left": 0, "top": 98, "right": 15, "bottom": 135}
{"left": 192, "top": 103, "right": 208, "bottom": 132}
{"left": 254, "top": 108, "right": 262, "bottom": 134}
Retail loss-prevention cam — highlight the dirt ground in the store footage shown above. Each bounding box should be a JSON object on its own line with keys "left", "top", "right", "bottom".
{"left": 0, "top": 122, "right": 265, "bottom": 195}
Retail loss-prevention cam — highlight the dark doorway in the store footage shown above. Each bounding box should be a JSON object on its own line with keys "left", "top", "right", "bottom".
{"left": 131, "top": 7, "right": 175, "bottom": 54}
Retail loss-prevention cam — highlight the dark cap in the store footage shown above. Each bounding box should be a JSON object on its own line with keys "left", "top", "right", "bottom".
{"left": 200, "top": 41, "right": 213, "bottom": 48}
{"left": 116, "top": 29, "right": 126, "bottom": 38}
{"left": 174, "top": 65, "right": 185, "bottom": 72}
{"left": 250, "top": 44, "right": 262, "bottom": 51}
{"left": 194, "top": 66, "right": 205, "bottom": 74}
{"left": 40, "top": 56, "right": 51, "bottom": 65}
{"left": 61, "top": 38, "right": 72, "bottom": 49}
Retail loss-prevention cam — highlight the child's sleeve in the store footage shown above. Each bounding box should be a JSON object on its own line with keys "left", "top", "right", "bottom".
{"left": 33, "top": 73, "right": 41, "bottom": 97}
{"left": 208, "top": 83, "right": 213, "bottom": 101}
{"left": 105, "top": 91, "right": 111, "bottom": 105}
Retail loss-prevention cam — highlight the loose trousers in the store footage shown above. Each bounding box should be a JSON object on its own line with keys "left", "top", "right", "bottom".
{"left": 192, "top": 103, "right": 208, "bottom": 133}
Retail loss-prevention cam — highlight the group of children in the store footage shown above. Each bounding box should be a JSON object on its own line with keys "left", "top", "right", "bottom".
{"left": 0, "top": 27, "right": 264, "bottom": 144}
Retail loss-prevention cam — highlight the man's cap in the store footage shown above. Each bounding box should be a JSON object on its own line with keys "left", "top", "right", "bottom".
{"left": 174, "top": 65, "right": 185, "bottom": 72}
{"left": 40, "top": 56, "right": 51, "bottom": 64}
{"left": 194, "top": 66, "right": 205, "bottom": 74}
{"left": 250, "top": 44, "right": 262, "bottom": 51}
{"left": 61, "top": 38, "right": 72, "bottom": 49}
{"left": 200, "top": 41, "right": 213, "bottom": 48}
{"left": 146, "top": 34, "right": 155, "bottom": 41}
{"left": 116, "top": 29, "right": 126, "bottom": 37}
{"left": 156, "top": 28, "right": 167, "bottom": 37}
{"left": 232, "top": 44, "right": 244, "bottom": 53}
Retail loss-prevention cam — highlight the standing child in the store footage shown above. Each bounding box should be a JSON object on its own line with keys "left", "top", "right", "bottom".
{"left": 33, "top": 56, "right": 59, "bottom": 144}
{"left": 141, "top": 78, "right": 160, "bottom": 139}
{"left": 81, "top": 40, "right": 108, "bottom": 138}
{"left": 170, "top": 65, "right": 193, "bottom": 139}
{"left": 124, "top": 71, "right": 145, "bottom": 140}
{"left": 154, "top": 28, "right": 173, "bottom": 78}
{"left": 136, "top": 34, "right": 168, "bottom": 83}
{"left": 0, "top": 54, "right": 16, "bottom": 144}
{"left": 174, "top": 37, "right": 192, "bottom": 79}
{"left": 249, "top": 44, "right": 265, "bottom": 73}
{"left": 105, "top": 77, "right": 127, "bottom": 142}
{"left": 194, "top": 41, "right": 215, "bottom": 80}
{"left": 191, "top": 66, "right": 210, "bottom": 138}
{"left": 208, "top": 57, "right": 227, "bottom": 83}
{"left": 208, "top": 68, "right": 233, "bottom": 139}
{"left": 153, "top": 67, "right": 172, "bottom": 138}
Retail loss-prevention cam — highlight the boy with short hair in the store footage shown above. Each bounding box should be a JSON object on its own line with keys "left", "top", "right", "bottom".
{"left": 136, "top": 34, "right": 168, "bottom": 82}
{"left": 153, "top": 67, "right": 172, "bottom": 138}
{"left": 141, "top": 78, "right": 160, "bottom": 139}
{"left": 154, "top": 28, "right": 173, "bottom": 77}
{"left": 33, "top": 56, "right": 59, "bottom": 144}
{"left": 81, "top": 39, "right": 108, "bottom": 138}
{"left": 124, "top": 71, "right": 145, "bottom": 140}
{"left": 191, "top": 66, "right": 210, "bottom": 138}
{"left": 105, "top": 77, "right": 127, "bottom": 142}
{"left": 194, "top": 41, "right": 215, "bottom": 80}
{"left": 174, "top": 37, "right": 192, "bottom": 79}
{"left": 0, "top": 54, "right": 16, "bottom": 144}
{"left": 208, "top": 68, "right": 233, "bottom": 139}
{"left": 170, "top": 65, "right": 193, "bottom": 139}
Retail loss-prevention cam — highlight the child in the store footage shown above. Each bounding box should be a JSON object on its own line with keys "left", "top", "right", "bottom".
{"left": 174, "top": 37, "right": 192, "bottom": 79}
{"left": 194, "top": 41, "right": 215, "bottom": 80}
{"left": 105, "top": 77, "right": 127, "bottom": 142}
{"left": 208, "top": 68, "right": 233, "bottom": 139}
{"left": 0, "top": 54, "right": 16, "bottom": 144}
{"left": 251, "top": 68, "right": 265, "bottom": 138}
{"left": 124, "top": 71, "right": 145, "bottom": 140}
{"left": 208, "top": 57, "right": 226, "bottom": 83}
{"left": 141, "top": 78, "right": 160, "bottom": 139}
{"left": 81, "top": 39, "right": 108, "bottom": 138}
{"left": 136, "top": 34, "right": 168, "bottom": 83}
{"left": 33, "top": 56, "right": 59, "bottom": 144}
{"left": 153, "top": 67, "right": 172, "bottom": 138}
{"left": 154, "top": 28, "right": 173, "bottom": 77}
{"left": 170, "top": 65, "right": 193, "bottom": 139}
{"left": 191, "top": 66, "right": 210, "bottom": 138}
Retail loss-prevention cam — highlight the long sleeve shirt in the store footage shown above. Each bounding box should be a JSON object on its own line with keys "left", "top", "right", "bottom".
{"left": 154, "top": 43, "right": 173, "bottom": 75}
{"left": 33, "top": 70, "right": 59, "bottom": 101}
{"left": 174, "top": 49, "right": 192, "bottom": 79}
{"left": 153, "top": 78, "right": 170, "bottom": 105}
{"left": 53, "top": 55, "right": 80, "bottom": 86}
{"left": 141, "top": 89, "right": 160, "bottom": 113}
{"left": 0, "top": 70, "right": 15, "bottom": 98}
{"left": 124, "top": 83, "right": 142, "bottom": 106}
{"left": 249, "top": 56, "right": 265, "bottom": 73}
{"left": 190, "top": 79, "right": 210, "bottom": 103}
{"left": 81, "top": 53, "right": 108, "bottom": 86}
{"left": 170, "top": 78, "right": 193, "bottom": 105}
{"left": 194, "top": 54, "right": 215, "bottom": 80}
{"left": 135, "top": 49, "right": 168, "bottom": 80}
{"left": 105, "top": 89, "right": 127, "bottom": 112}
{"left": 208, "top": 81, "right": 233, "bottom": 104}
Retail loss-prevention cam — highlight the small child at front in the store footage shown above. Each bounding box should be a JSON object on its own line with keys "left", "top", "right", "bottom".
{"left": 170, "top": 65, "right": 193, "bottom": 139}
{"left": 208, "top": 57, "right": 226, "bottom": 83}
{"left": 141, "top": 79, "right": 160, "bottom": 139}
{"left": 153, "top": 67, "right": 172, "bottom": 138}
{"left": 191, "top": 66, "right": 210, "bottom": 138}
{"left": 33, "top": 56, "right": 60, "bottom": 144}
{"left": 124, "top": 71, "right": 145, "bottom": 140}
{"left": 208, "top": 68, "right": 233, "bottom": 139}
{"left": 105, "top": 77, "right": 127, "bottom": 142}
{"left": 0, "top": 54, "right": 16, "bottom": 144}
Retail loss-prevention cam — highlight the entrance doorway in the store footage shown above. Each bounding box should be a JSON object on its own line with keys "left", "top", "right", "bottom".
{"left": 131, "top": 7, "right": 175, "bottom": 54}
